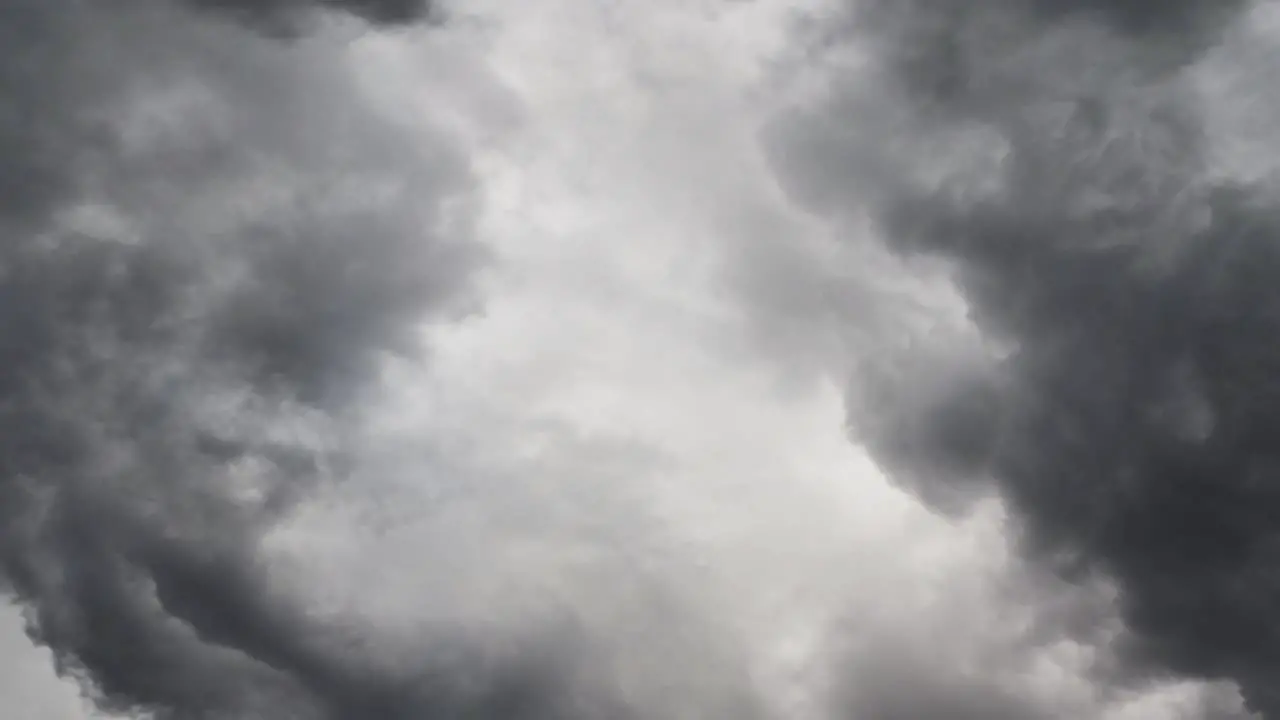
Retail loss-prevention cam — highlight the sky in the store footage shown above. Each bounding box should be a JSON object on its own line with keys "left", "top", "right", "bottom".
{"left": 2, "top": 1, "right": 1278, "bottom": 718}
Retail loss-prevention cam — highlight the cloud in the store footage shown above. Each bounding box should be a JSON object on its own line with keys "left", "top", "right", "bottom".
{"left": 181, "top": 0, "right": 440, "bottom": 34}
{"left": 759, "top": 0, "right": 1280, "bottom": 716}
{"left": 0, "top": 0, "right": 495, "bottom": 717}
{"left": 804, "top": 497, "right": 1137, "bottom": 720}
{"left": 12, "top": 1, "right": 1271, "bottom": 719}
{"left": 837, "top": 645, "right": 1056, "bottom": 720}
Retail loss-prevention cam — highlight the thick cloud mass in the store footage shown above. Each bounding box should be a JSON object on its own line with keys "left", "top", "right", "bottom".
{"left": 183, "top": 0, "right": 437, "bottom": 33}
{"left": 765, "top": 0, "right": 1280, "bottom": 716}
{"left": 0, "top": 0, "right": 509, "bottom": 718}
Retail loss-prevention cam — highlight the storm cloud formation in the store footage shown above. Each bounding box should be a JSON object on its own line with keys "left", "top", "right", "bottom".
{"left": 765, "top": 0, "right": 1280, "bottom": 716}
{"left": 182, "top": 0, "right": 438, "bottom": 34}
{"left": 0, "top": 0, "right": 531, "bottom": 717}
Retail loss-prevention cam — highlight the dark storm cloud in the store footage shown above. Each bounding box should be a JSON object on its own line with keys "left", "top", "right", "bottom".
{"left": 0, "top": 1, "right": 565, "bottom": 718}
{"left": 764, "top": 0, "right": 1280, "bottom": 717}
{"left": 1019, "top": 0, "right": 1244, "bottom": 37}
{"left": 187, "top": 0, "right": 431, "bottom": 21}
{"left": 182, "top": 0, "right": 439, "bottom": 34}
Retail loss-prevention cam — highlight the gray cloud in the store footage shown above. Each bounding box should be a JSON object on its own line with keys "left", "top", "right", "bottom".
{"left": 761, "top": 0, "right": 1280, "bottom": 717}
{"left": 0, "top": 0, "right": 527, "bottom": 718}
{"left": 181, "top": 0, "right": 439, "bottom": 34}
{"left": 810, "top": 505, "right": 1160, "bottom": 720}
{"left": 838, "top": 651, "right": 1053, "bottom": 720}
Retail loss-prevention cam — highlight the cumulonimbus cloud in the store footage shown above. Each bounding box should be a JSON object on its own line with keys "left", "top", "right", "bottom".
{"left": 183, "top": 0, "right": 439, "bottom": 33}
{"left": 0, "top": 1, "right": 521, "bottom": 717}
{"left": 762, "top": 0, "right": 1280, "bottom": 716}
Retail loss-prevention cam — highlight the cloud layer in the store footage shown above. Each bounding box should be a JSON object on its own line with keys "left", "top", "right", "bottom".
{"left": 183, "top": 0, "right": 438, "bottom": 33}
{"left": 0, "top": 1, "right": 488, "bottom": 717}
{"left": 11, "top": 1, "right": 1280, "bottom": 719}
{"left": 763, "top": 0, "right": 1280, "bottom": 715}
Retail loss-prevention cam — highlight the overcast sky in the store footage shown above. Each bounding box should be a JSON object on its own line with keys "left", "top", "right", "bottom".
{"left": 3, "top": 1, "right": 1278, "bottom": 718}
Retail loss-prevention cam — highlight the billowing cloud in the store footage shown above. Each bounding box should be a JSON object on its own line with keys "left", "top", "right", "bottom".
{"left": 17, "top": 0, "right": 1280, "bottom": 719}
{"left": 0, "top": 0, "right": 495, "bottom": 717}
{"left": 181, "top": 0, "right": 439, "bottom": 33}
{"left": 761, "top": 0, "right": 1280, "bottom": 716}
